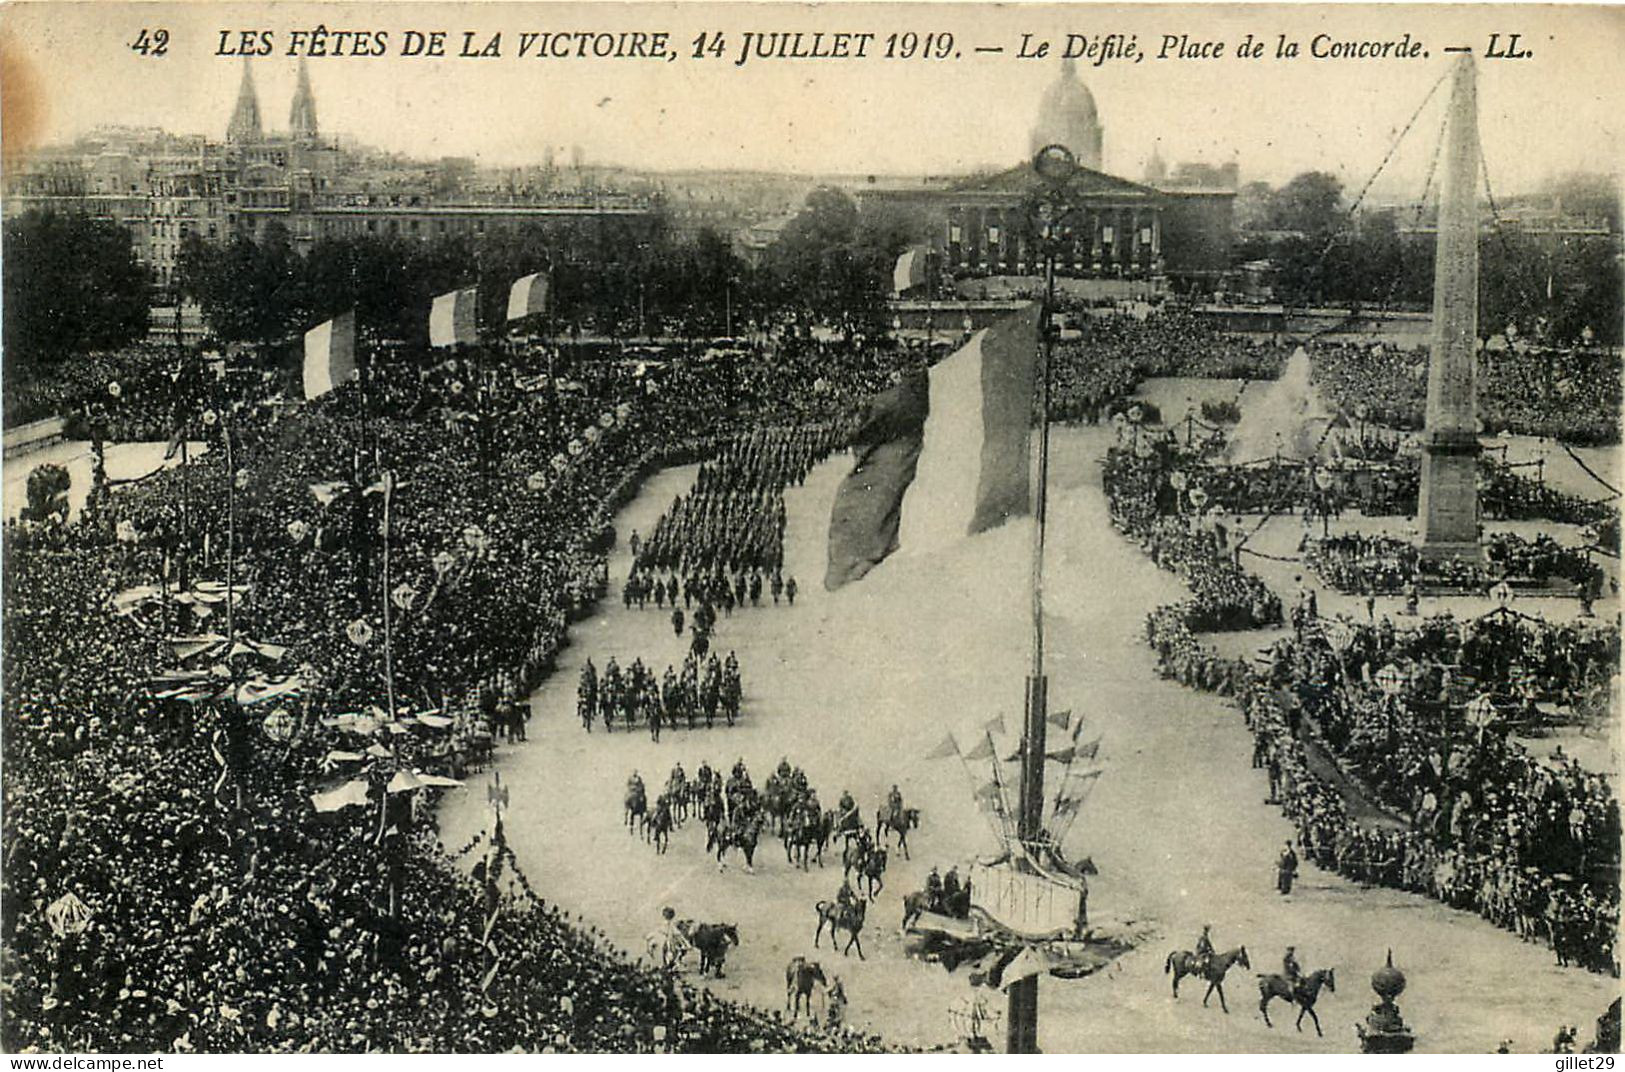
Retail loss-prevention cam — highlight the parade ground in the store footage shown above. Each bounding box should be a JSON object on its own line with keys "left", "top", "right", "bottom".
{"left": 439, "top": 422, "right": 1619, "bottom": 1053}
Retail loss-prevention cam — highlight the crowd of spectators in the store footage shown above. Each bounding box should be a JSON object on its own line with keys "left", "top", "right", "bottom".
{"left": 2, "top": 324, "right": 912, "bottom": 1052}
{"left": 1105, "top": 438, "right": 1619, "bottom": 977}
{"left": 1104, "top": 442, "right": 1283, "bottom": 632}
{"left": 1306, "top": 531, "right": 1603, "bottom": 597}
{"left": 1310, "top": 339, "right": 1621, "bottom": 445}
{"left": 1047, "top": 307, "right": 1292, "bottom": 424}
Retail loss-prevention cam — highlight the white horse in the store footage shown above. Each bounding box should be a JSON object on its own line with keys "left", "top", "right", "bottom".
{"left": 645, "top": 927, "right": 692, "bottom": 972}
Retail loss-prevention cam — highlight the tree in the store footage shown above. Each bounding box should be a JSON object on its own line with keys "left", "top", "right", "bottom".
{"left": 181, "top": 224, "right": 306, "bottom": 350}
{"left": 764, "top": 187, "right": 891, "bottom": 337}
{"left": 3, "top": 210, "right": 151, "bottom": 377}
{"left": 1268, "top": 172, "right": 1345, "bottom": 236}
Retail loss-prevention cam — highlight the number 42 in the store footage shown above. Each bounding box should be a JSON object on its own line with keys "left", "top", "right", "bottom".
{"left": 131, "top": 28, "right": 169, "bottom": 56}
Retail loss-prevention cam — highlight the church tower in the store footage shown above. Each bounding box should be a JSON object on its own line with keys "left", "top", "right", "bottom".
{"left": 226, "top": 59, "right": 263, "bottom": 145}
{"left": 1030, "top": 58, "right": 1103, "bottom": 171}
{"left": 289, "top": 59, "right": 319, "bottom": 143}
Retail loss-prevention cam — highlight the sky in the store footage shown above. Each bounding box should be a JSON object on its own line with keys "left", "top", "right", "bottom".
{"left": 2, "top": 3, "right": 1623, "bottom": 196}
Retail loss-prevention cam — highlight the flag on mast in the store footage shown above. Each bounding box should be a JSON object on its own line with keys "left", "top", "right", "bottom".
{"left": 506, "top": 273, "right": 550, "bottom": 321}
{"left": 302, "top": 311, "right": 357, "bottom": 400}
{"left": 430, "top": 287, "right": 479, "bottom": 348}
{"left": 892, "top": 246, "right": 928, "bottom": 295}
{"left": 825, "top": 304, "right": 1040, "bottom": 589}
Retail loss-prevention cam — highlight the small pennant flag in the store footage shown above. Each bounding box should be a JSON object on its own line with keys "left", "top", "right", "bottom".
{"left": 962, "top": 734, "right": 996, "bottom": 761}
{"left": 1074, "top": 736, "right": 1102, "bottom": 761}
{"left": 430, "top": 287, "right": 479, "bottom": 348}
{"left": 923, "top": 733, "right": 959, "bottom": 760}
{"left": 488, "top": 771, "right": 510, "bottom": 812}
{"left": 983, "top": 714, "right": 1006, "bottom": 736}
{"left": 1046, "top": 708, "right": 1073, "bottom": 731}
{"left": 303, "top": 311, "right": 357, "bottom": 400}
{"left": 1045, "top": 745, "right": 1076, "bottom": 764}
{"left": 506, "top": 273, "right": 550, "bottom": 321}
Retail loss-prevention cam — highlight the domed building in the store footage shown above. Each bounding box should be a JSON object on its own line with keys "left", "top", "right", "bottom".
{"left": 1029, "top": 58, "right": 1103, "bottom": 172}
{"left": 857, "top": 59, "right": 1235, "bottom": 292}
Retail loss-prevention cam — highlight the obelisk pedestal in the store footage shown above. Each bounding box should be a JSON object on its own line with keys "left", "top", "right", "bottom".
{"left": 1417, "top": 55, "right": 1482, "bottom": 564}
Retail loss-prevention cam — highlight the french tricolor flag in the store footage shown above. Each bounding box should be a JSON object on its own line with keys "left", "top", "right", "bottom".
{"left": 825, "top": 304, "right": 1040, "bottom": 589}
{"left": 302, "top": 310, "right": 357, "bottom": 400}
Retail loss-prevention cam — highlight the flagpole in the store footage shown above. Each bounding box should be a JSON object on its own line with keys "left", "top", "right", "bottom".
{"left": 1009, "top": 143, "right": 1075, "bottom": 1055}
{"left": 380, "top": 470, "right": 397, "bottom": 723}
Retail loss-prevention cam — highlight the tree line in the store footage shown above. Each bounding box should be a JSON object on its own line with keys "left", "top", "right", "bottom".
{"left": 1235, "top": 170, "right": 1622, "bottom": 345}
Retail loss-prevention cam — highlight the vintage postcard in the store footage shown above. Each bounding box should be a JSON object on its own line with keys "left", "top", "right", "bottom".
{"left": 0, "top": 1, "right": 1620, "bottom": 1057}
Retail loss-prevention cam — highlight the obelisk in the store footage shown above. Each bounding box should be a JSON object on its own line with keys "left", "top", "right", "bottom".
{"left": 1417, "top": 54, "right": 1482, "bottom": 560}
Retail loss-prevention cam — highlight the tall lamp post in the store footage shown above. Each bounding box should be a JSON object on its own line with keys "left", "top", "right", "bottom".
{"left": 1006, "top": 143, "right": 1078, "bottom": 1055}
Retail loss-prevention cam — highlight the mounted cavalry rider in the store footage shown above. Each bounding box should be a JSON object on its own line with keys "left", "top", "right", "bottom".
{"left": 926, "top": 867, "right": 944, "bottom": 912}
{"left": 886, "top": 784, "right": 904, "bottom": 824}
{"left": 1282, "top": 945, "right": 1302, "bottom": 986}
{"left": 836, "top": 789, "right": 860, "bottom": 837}
{"left": 943, "top": 865, "right": 963, "bottom": 913}
{"left": 1195, "top": 924, "right": 1215, "bottom": 977}
{"left": 836, "top": 876, "right": 858, "bottom": 910}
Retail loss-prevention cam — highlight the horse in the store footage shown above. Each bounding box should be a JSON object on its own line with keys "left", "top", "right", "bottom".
{"left": 715, "top": 812, "right": 762, "bottom": 872}
{"left": 1164, "top": 945, "right": 1251, "bottom": 1013}
{"left": 785, "top": 806, "right": 830, "bottom": 870}
{"left": 784, "top": 956, "right": 827, "bottom": 1020}
{"left": 841, "top": 831, "right": 873, "bottom": 879}
{"left": 832, "top": 804, "right": 864, "bottom": 844}
{"left": 875, "top": 807, "right": 921, "bottom": 859}
{"left": 762, "top": 769, "right": 794, "bottom": 838}
{"left": 857, "top": 847, "right": 887, "bottom": 898}
{"left": 643, "top": 796, "right": 673, "bottom": 854}
{"left": 686, "top": 921, "right": 739, "bottom": 978}
{"left": 664, "top": 768, "right": 689, "bottom": 823}
{"left": 624, "top": 781, "right": 647, "bottom": 833}
{"left": 814, "top": 897, "right": 868, "bottom": 959}
{"left": 901, "top": 890, "right": 933, "bottom": 931}
{"left": 645, "top": 928, "right": 691, "bottom": 972}
{"left": 1258, "top": 967, "right": 1335, "bottom": 1035}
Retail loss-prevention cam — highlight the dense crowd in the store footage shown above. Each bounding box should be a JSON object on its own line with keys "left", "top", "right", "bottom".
{"left": 1047, "top": 307, "right": 1293, "bottom": 424}
{"left": 1104, "top": 444, "right": 1283, "bottom": 631}
{"left": 5, "top": 343, "right": 184, "bottom": 438}
{"left": 1106, "top": 441, "right": 1620, "bottom": 976}
{"left": 2, "top": 326, "right": 914, "bottom": 1052}
{"left": 1310, "top": 340, "right": 1622, "bottom": 445}
{"left": 1307, "top": 531, "right": 1604, "bottom": 597}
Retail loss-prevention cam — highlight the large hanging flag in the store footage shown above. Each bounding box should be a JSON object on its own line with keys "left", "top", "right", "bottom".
{"left": 892, "top": 246, "right": 928, "bottom": 296}
{"left": 430, "top": 287, "right": 479, "bottom": 348}
{"left": 302, "top": 310, "right": 357, "bottom": 400}
{"left": 825, "top": 303, "right": 1041, "bottom": 589}
{"left": 506, "top": 273, "right": 550, "bottom": 321}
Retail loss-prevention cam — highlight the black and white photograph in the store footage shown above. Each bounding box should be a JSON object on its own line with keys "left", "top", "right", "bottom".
{"left": 0, "top": 2, "right": 1620, "bottom": 1055}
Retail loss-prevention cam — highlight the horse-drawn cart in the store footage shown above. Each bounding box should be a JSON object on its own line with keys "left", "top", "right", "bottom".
{"left": 902, "top": 859, "right": 1136, "bottom": 988}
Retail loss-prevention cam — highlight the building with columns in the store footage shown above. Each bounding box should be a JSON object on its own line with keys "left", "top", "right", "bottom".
{"left": 858, "top": 62, "right": 1234, "bottom": 291}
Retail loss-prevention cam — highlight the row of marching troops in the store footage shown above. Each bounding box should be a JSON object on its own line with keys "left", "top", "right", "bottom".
{"left": 578, "top": 651, "right": 742, "bottom": 736}
{"left": 629, "top": 425, "right": 842, "bottom": 580}
{"left": 623, "top": 564, "right": 799, "bottom": 615}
